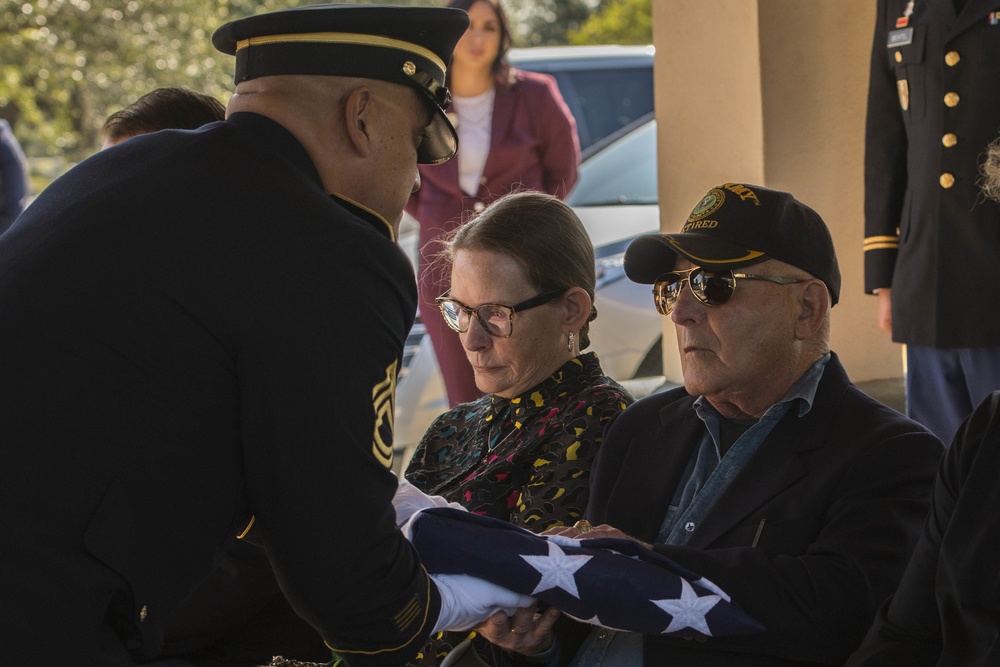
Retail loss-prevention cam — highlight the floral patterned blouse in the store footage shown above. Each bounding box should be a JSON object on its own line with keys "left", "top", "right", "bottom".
{"left": 403, "top": 353, "right": 633, "bottom": 666}
{"left": 405, "top": 352, "right": 634, "bottom": 531}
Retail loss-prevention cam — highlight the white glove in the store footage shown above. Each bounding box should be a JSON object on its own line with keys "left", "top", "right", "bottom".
{"left": 393, "top": 477, "right": 466, "bottom": 528}
{"left": 431, "top": 573, "right": 537, "bottom": 633}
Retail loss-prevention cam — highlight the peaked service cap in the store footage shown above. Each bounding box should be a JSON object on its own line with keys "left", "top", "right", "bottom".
{"left": 624, "top": 182, "right": 841, "bottom": 305}
{"left": 212, "top": 4, "right": 469, "bottom": 164}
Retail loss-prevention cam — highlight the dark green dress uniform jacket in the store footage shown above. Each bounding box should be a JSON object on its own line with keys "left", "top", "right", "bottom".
{"left": 864, "top": 0, "right": 1000, "bottom": 347}
{"left": 0, "top": 112, "right": 439, "bottom": 666}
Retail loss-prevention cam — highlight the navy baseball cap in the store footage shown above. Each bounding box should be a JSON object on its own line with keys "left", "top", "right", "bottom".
{"left": 213, "top": 4, "right": 469, "bottom": 164}
{"left": 624, "top": 182, "right": 841, "bottom": 305}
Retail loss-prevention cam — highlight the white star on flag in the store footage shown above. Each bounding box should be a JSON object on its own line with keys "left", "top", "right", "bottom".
{"left": 521, "top": 539, "right": 592, "bottom": 598}
{"left": 652, "top": 577, "right": 722, "bottom": 636}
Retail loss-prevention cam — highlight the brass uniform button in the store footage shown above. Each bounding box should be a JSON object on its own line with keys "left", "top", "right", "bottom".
{"left": 945, "top": 51, "right": 960, "bottom": 66}
{"left": 895, "top": 51, "right": 903, "bottom": 63}
{"left": 944, "top": 92, "right": 960, "bottom": 107}
{"left": 942, "top": 133, "right": 958, "bottom": 148}
{"left": 402, "top": 61, "right": 416, "bottom": 76}
{"left": 940, "top": 173, "right": 955, "bottom": 189}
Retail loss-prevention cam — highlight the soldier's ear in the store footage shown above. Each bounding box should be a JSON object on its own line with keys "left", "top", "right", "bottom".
{"left": 343, "top": 86, "right": 375, "bottom": 157}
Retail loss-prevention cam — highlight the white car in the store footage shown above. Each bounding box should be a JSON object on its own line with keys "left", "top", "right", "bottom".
{"left": 393, "top": 48, "right": 661, "bottom": 464}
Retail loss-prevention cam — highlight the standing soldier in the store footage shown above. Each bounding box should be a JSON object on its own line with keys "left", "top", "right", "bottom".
{"left": 864, "top": 0, "right": 1000, "bottom": 444}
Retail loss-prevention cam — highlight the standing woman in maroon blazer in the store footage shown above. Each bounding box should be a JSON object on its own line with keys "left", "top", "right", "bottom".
{"left": 406, "top": 0, "right": 580, "bottom": 407}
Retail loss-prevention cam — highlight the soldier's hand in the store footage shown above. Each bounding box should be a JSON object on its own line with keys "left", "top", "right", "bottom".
{"left": 876, "top": 289, "right": 892, "bottom": 337}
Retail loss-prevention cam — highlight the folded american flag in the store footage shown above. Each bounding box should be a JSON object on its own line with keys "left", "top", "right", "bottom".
{"left": 408, "top": 508, "right": 764, "bottom": 638}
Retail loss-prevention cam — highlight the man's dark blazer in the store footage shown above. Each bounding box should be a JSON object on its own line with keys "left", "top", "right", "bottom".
{"left": 848, "top": 391, "right": 1000, "bottom": 666}
{"left": 864, "top": 0, "right": 1000, "bottom": 347}
{"left": 574, "top": 354, "right": 943, "bottom": 666}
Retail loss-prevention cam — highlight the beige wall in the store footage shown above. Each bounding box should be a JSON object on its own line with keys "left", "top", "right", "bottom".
{"left": 651, "top": 0, "right": 905, "bottom": 383}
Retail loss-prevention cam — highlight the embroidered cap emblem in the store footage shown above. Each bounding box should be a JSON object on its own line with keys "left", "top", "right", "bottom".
{"left": 688, "top": 189, "right": 725, "bottom": 221}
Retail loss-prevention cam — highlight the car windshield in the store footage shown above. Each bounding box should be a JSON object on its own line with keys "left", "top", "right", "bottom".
{"left": 566, "top": 117, "right": 658, "bottom": 207}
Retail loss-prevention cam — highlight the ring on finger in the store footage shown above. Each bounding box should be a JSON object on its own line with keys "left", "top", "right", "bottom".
{"left": 573, "top": 519, "right": 594, "bottom": 534}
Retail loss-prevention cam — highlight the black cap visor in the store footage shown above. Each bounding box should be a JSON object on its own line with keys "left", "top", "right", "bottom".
{"left": 624, "top": 234, "right": 768, "bottom": 284}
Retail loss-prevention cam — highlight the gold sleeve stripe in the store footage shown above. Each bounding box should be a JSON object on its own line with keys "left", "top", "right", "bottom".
{"left": 237, "top": 515, "right": 255, "bottom": 540}
{"left": 235, "top": 32, "right": 446, "bottom": 73}
{"left": 864, "top": 242, "right": 900, "bottom": 251}
{"left": 325, "top": 564, "right": 433, "bottom": 655}
{"left": 393, "top": 596, "right": 422, "bottom": 632}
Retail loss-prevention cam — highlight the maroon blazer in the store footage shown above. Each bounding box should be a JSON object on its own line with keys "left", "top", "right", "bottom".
{"left": 406, "top": 68, "right": 579, "bottom": 406}
{"left": 407, "top": 68, "right": 580, "bottom": 302}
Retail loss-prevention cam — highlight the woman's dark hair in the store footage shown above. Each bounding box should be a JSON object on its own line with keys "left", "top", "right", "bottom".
{"left": 102, "top": 87, "right": 226, "bottom": 144}
{"left": 448, "top": 191, "right": 598, "bottom": 349}
{"left": 446, "top": 0, "right": 514, "bottom": 87}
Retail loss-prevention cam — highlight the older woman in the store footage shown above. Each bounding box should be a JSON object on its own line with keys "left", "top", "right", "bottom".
{"left": 404, "top": 190, "right": 633, "bottom": 665}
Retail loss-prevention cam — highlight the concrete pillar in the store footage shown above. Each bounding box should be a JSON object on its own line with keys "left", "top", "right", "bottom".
{"left": 651, "top": 0, "right": 902, "bottom": 384}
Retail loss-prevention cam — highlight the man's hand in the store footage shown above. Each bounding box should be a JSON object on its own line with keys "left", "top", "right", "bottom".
{"left": 544, "top": 523, "right": 652, "bottom": 549}
{"left": 476, "top": 604, "right": 561, "bottom": 655}
{"left": 876, "top": 288, "right": 892, "bottom": 337}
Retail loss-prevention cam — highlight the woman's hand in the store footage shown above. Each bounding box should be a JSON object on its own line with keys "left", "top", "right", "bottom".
{"left": 476, "top": 603, "right": 560, "bottom": 655}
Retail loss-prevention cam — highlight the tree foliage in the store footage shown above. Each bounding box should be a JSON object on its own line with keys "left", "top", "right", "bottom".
{"left": 1, "top": 0, "right": 310, "bottom": 161}
{"left": 569, "top": 0, "right": 652, "bottom": 46}
{"left": 503, "top": 0, "right": 602, "bottom": 47}
{"left": 1, "top": 0, "right": 649, "bottom": 166}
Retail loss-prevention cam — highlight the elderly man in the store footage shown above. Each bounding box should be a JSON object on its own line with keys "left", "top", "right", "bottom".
{"left": 482, "top": 183, "right": 943, "bottom": 666}
{"left": 0, "top": 5, "right": 530, "bottom": 666}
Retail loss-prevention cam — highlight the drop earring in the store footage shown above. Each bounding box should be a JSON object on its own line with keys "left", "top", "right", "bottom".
{"left": 567, "top": 332, "right": 574, "bottom": 352}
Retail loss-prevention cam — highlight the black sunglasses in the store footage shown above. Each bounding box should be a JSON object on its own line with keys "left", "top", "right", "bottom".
{"left": 652, "top": 267, "right": 804, "bottom": 315}
{"left": 435, "top": 289, "right": 567, "bottom": 338}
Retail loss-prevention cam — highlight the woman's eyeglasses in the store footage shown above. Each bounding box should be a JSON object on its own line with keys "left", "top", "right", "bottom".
{"left": 652, "top": 267, "right": 804, "bottom": 315}
{"left": 436, "top": 289, "right": 566, "bottom": 338}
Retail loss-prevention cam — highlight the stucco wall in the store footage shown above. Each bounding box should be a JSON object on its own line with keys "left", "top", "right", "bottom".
{"left": 651, "top": 0, "right": 904, "bottom": 383}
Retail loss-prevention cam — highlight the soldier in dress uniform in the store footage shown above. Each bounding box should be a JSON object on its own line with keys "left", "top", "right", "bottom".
{"left": 864, "top": 0, "right": 1000, "bottom": 444}
{"left": 0, "top": 5, "right": 528, "bottom": 666}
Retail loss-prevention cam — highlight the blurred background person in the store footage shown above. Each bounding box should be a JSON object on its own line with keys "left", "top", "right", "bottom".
{"left": 0, "top": 118, "right": 30, "bottom": 233}
{"left": 404, "top": 191, "right": 632, "bottom": 665}
{"left": 864, "top": 0, "right": 1000, "bottom": 445}
{"left": 406, "top": 0, "right": 580, "bottom": 408}
{"left": 101, "top": 87, "right": 226, "bottom": 149}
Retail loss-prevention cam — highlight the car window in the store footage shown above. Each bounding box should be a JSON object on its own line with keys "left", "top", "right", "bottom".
{"left": 546, "top": 67, "right": 654, "bottom": 150}
{"left": 567, "top": 118, "right": 658, "bottom": 207}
